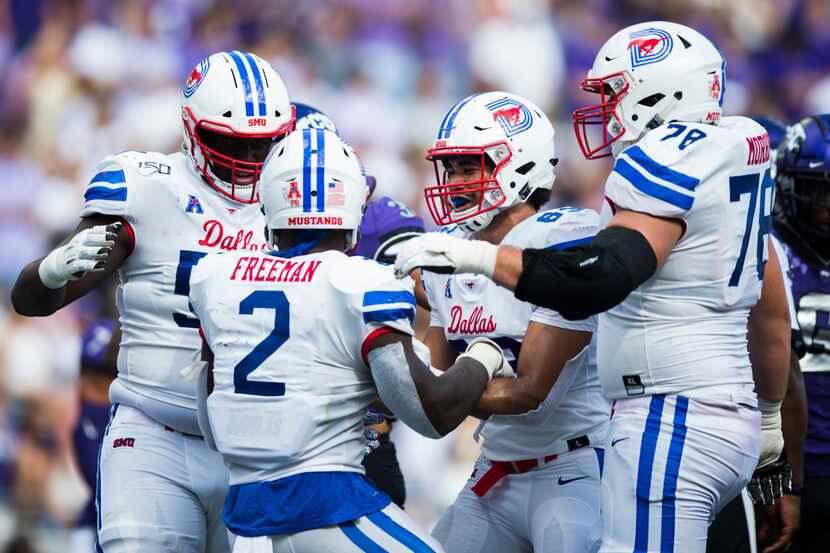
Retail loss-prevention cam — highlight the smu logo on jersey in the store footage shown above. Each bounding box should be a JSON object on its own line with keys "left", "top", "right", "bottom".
{"left": 628, "top": 28, "right": 673, "bottom": 68}
{"left": 448, "top": 305, "right": 496, "bottom": 334}
{"left": 485, "top": 97, "right": 533, "bottom": 137}
{"left": 198, "top": 219, "right": 268, "bottom": 251}
{"left": 183, "top": 58, "right": 210, "bottom": 97}
{"left": 185, "top": 194, "right": 204, "bottom": 214}
{"left": 112, "top": 437, "right": 135, "bottom": 449}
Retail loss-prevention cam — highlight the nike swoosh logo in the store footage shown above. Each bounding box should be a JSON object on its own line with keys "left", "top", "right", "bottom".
{"left": 558, "top": 475, "right": 589, "bottom": 485}
{"left": 611, "top": 437, "right": 630, "bottom": 447}
{"left": 604, "top": 56, "right": 619, "bottom": 62}
{"left": 809, "top": 161, "right": 823, "bottom": 168}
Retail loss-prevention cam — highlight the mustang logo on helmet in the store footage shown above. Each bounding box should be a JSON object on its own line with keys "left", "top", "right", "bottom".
{"left": 485, "top": 97, "right": 533, "bottom": 137}
{"left": 183, "top": 58, "right": 210, "bottom": 98}
{"left": 628, "top": 28, "right": 673, "bottom": 68}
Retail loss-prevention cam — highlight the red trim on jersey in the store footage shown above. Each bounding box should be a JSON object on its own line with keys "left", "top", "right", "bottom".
{"left": 361, "top": 327, "right": 398, "bottom": 366}
{"left": 198, "top": 327, "right": 206, "bottom": 342}
{"left": 116, "top": 217, "right": 136, "bottom": 258}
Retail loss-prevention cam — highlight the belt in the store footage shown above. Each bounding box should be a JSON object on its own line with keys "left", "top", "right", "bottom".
{"left": 470, "top": 435, "right": 590, "bottom": 497}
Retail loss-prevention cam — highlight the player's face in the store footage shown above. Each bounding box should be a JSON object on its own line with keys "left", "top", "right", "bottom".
{"left": 441, "top": 156, "right": 494, "bottom": 213}
{"left": 198, "top": 129, "right": 275, "bottom": 185}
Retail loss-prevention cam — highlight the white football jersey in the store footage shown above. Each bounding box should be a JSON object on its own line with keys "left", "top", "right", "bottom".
{"left": 600, "top": 116, "right": 773, "bottom": 401}
{"left": 189, "top": 250, "right": 416, "bottom": 486}
{"left": 80, "top": 151, "right": 267, "bottom": 434}
{"left": 423, "top": 209, "right": 611, "bottom": 461}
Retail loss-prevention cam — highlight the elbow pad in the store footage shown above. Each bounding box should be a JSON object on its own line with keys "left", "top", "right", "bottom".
{"left": 368, "top": 341, "right": 442, "bottom": 439}
{"left": 515, "top": 226, "right": 657, "bottom": 320}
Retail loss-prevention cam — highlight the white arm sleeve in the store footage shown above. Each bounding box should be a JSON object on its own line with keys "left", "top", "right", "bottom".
{"left": 367, "top": 340, "right": 442, "bottom": 439}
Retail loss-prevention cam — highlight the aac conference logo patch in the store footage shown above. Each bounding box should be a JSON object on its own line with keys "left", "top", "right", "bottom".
{"left": 183, "top": 58, "right": 210, "bottom": 98}
{"left": 628, "top": 28, "right": 673, "bottom": 68}
{"left": 485, "top": 97, "right": 533, "bottom": 137}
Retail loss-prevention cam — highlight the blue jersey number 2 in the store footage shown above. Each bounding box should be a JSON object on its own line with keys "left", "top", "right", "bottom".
{"left": 728, "top": 169, "right": 773, "bottom": 286}
{"left": 234, "top": 290, "right": 290, "bottom": 396}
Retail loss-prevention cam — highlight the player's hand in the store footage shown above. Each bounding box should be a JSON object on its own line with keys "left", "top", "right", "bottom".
{"left": 361, "top": 406, "right": 386, "bottom": 456}
{"left": 748, "top": 453, "right": 792, "bottom": 506}
{"left": 758, "top": 493, "right": 800, "bottom": 553}
{"left": 38, "top": 222, "right": 121, "bottom": 288}
{"left": 458, "top": 337, "right": 508, "bottom": 379}
{"left": 393, "top": 233, "right": 499, "bottom": 279}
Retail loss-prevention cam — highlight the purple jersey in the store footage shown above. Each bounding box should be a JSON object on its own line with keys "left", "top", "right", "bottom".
{"left": 786, "top": 245, "right": 830, "bottom": 477}
{"left": 351, "top": 196, "right": 424, "bottom": 263}
{"left": 72, "top": 399, "right": 111, "bottom": 527}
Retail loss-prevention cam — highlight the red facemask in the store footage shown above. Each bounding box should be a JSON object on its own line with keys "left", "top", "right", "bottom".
{"left": 183, "top": 106, "right": 295, "bottom": 203}
{"left": 423, "top": 143, "right": 511, "bottom": 227}
{"left": 572, "top": 72, "right": 631, "bottom": 160}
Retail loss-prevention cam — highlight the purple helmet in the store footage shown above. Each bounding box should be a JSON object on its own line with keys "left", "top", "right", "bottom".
{"left": 351, "top": 196, "right": 424, "bottom": 263}
{"left": 80, "top": 319, "right": 116, "bottom": 373}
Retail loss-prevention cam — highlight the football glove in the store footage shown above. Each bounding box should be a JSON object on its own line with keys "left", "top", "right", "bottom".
{"left": 747, "top": 453, "right": 792, "bottom": 506}
{"left": 38, "top": 222, "right": 121, "bottom": 288}
{"left": 393, "top": 233, "right": 498, "bottom": 279}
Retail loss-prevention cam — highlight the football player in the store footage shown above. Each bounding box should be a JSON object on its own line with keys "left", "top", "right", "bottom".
{"left": 293, "top": 102, "right": 425, "bottom": 508}
{"left": 70, "top": 319, "right": 117, "bottom": 552}
{"left": 395, "top": 22, "right": 792, "bottom": 552}
{"left": 11, "top": 51, "right": 294, "bottom": 552}
{"left": 768, "top": 114, "right": 830, "bottom": 553}
{"left": 187, "top": 128, "right": 506, "bottom": 553}
{"left": 414, "top": 91, "right": 609, "bottom": 553}
{"left": 706, "top": 116, "right": 805, "bottom": 553}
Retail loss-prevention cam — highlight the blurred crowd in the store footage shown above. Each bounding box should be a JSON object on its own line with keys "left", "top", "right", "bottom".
{"left": 0, "top": 0, "right": 826, "bottom": 550}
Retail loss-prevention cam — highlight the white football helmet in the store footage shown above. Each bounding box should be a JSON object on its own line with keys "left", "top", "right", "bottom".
{"left": 259, "top": 128, "right": 368, "bottom": 250}
{"left": 573, "top": 21, "right": 725, "bottom": 159}
{"left": 181, "top": 51, "right": 295, "bottom": 204}
{"left": 425, "top": 91, "right": 557, "bottom": 233}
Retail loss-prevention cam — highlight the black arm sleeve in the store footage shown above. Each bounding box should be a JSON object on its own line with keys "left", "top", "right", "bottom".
{"left": 514, "top": 226, "right": 658, "bottom": 320}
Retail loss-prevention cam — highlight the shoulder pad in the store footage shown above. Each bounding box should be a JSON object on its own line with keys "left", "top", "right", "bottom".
{"left": 504, "top": 207, "right": 599, "bottom": 250}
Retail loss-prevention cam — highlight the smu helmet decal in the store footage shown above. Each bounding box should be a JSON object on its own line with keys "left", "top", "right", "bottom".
{"left": 183, "top": 58, "right": 210, "bottom": 98}
{"left": 485, "top": 96, "right": 534, "bottom": 137}
{"left": 628, "top": 27, "right": 674, "bottom": 68}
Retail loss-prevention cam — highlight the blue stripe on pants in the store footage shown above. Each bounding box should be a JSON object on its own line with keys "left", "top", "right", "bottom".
{"left": 339, "top": 521, "right": 388, "bottom": 552}
{"left": 634, "top": 395, "right": 665, "bottom": 553}
{"left": 367, "top": 511, "right": 436, "bottom": 552}
{"left": 660, "top": 395, "right": 689, "bottom": 552}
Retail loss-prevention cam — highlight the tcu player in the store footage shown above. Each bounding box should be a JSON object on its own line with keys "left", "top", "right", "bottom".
{"left": 11, "top": 51, "right": 294, "bottom": 552}
{"left": 70, "top": 319, "right": 117, "bottom": 551}
{"left": 414, "top": 91, "right": 609, "bottom": 553}
{"left": 395, "top": 22, "right": 792, "bottom": 552}
{"left": 769, "top": 114, "right": 830, "bottom": 553}
{"left": 187, "top": 128, "right": 506, "bottom": 553}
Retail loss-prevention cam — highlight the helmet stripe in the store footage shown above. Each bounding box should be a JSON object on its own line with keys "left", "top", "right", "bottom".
{"left": 303, "top": 129, "right": 313, "bottom": 213}
{"left": 438, "top": 93, "right": 481, "bottom": 139}
{"left": 242, "top": 51, "right": 267, "bottom": 117}
{"left": 316, "top": 128, "right": 326, "bottom": 213}
{"left": 228, "top": 51, "right": 255, "bottom": 117}
{"left": 719, "top": 61, "right": 726, "bottom": 108}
